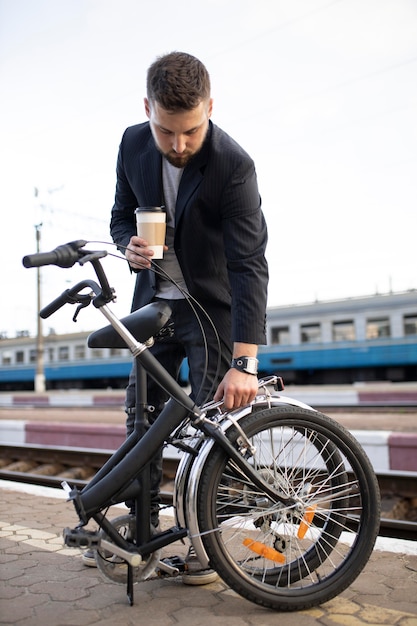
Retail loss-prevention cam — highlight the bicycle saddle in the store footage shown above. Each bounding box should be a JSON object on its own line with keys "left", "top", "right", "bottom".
{"left": 87, "top": 301, "right": 172, "bottom": 349}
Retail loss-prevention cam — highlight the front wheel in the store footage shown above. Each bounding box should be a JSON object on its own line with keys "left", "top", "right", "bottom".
{"left": 197, "top": 406, "right": 380, "bottom": 611}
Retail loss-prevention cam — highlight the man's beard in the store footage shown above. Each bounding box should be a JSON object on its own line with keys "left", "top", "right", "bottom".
{"left": 163, "top": 150, "right": 195, "bottom": 169}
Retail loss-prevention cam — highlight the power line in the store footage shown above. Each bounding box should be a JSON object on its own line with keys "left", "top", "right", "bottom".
{"left": 206, "top": 0, "right": 345, "bottom": 62}
{"left": 38, "top": 203, "right": 108, "bottom": 226}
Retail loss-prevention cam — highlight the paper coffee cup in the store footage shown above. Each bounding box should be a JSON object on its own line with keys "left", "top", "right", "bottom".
{"left": 135, "top": 207, "right": 166, "bottom": 259}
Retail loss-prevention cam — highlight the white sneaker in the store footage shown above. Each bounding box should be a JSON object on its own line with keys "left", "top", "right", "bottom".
{"left": 82, "top": 549, "right": 97, "bottom": 567}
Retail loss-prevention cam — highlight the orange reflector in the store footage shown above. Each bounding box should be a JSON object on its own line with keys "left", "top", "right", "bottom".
{"left": 297, "top": 505, "right": 317, "bottom": 539}
{"left": 243, "top": 538, "right": 286, "bottom": 563}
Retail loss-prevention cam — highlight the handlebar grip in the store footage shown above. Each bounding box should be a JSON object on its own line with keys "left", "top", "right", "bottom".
{"left": 22, "top": 240, "right": 88, "bottom": 269}
{"left": 40, "top": 290, "right": 72, "bottom": 318}
{"left": 23, "top": 250, "right": 64, "bottom": 268}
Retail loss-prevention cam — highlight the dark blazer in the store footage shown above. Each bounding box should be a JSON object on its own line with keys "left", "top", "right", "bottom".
{"left": 110, "top": 121, "right": 268, "bottom": 347}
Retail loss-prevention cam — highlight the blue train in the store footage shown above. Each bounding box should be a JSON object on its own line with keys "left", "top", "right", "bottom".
{"left": 1, "top": 291, "right": 416, "bottom": 390}
{"left": 262, "top": 290, "right": 417, "bottom": 384}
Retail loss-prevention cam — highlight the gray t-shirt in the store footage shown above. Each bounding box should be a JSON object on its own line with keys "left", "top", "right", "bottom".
{"left": 155, "top": 159, "right": 187, "bottom": 299}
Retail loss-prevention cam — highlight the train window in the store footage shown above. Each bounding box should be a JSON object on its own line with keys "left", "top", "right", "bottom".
{"left": 110, "top": 348, "right": 124, "bottom": 356}
{"left": 74, "top": 344, "right": 86, "bottom": 359}
{"left": 332, "top": 320, "right": 355, "bottom": 341}
{"left": 2, "top": 352, "right": 12, "bottom": 365}
{"left": 91, "top": 348, "right": 104, "bottom": 358}
{"left": 58, "top": 346, "right": 69, "bottom": 360}
{"left": 47, "top": 347, "right": 54, "bottom": 362}
{"left": 404, "top": 314, "right": 417, "bottom": 336}
{"left": 270, "top": 326, "right": 290, "bottom": 345}
{"left": 366, "top": 318, "right": 390, "bottom": 339}
{"left": 16, "top": 351, "right": 24, "bottom": 364}
{"left": 300, "top": 323, "right": 321, "bottom": 343}
{"left": 29, "top": 349, "right": 37, "bottom": 363}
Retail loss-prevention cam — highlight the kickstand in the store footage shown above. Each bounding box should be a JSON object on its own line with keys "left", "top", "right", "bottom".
{"left": 127, "top": 564, "right": 134, "bottom": 606}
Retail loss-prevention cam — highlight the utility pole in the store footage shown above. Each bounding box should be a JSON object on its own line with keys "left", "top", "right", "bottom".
{"left": 34, "top": 222, "right": 45, "bottom": 392}
{"left": 32, "top": 184, "right": 63, "bottom": 392}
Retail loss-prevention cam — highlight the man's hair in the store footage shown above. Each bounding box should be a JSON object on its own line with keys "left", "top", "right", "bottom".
{"left": 146, "top": 51, "right": 211, "bottom": 111}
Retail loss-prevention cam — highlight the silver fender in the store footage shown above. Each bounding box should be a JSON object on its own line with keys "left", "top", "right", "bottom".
{"left": 173, "top": 393, "right": 316, "bottom": 569}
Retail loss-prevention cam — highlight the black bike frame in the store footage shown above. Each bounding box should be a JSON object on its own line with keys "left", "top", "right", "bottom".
{"left": 68, "top": 337, "right": 291, "bottom": 530}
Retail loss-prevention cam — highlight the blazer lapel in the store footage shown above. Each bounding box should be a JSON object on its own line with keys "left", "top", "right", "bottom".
{"left": 139, "top": 139, "right": 163, "bottom": 206}
{"left": 175, "top": 137, "right": 209, "bottom": 225}
{"left": 175, "top": 166, "right": 204, "bottom": 225}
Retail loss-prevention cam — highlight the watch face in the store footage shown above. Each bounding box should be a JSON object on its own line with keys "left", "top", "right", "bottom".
{"left": 233, "top": 357, "right": 258, "bottom": 374}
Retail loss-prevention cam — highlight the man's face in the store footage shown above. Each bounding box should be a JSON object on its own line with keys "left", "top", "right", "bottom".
{"left": 144, "top": 98, "right": 213, "bottom": 168}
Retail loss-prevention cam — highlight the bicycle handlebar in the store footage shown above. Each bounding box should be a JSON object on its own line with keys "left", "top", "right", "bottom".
{"left": 22, "top": 240, "right": 89, "bottom": 269}
{"left": 40, "top": 281, "right": 99, "bottom": 319}
{"left": 40, "top": 289, "right": 75, "bottom": 318}
{"left": 23, "top": 240, "right": 116, "bottom": 320}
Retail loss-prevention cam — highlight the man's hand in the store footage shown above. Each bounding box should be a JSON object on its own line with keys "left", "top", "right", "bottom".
{"left": 213, "top": 368, "right": 259, "bottom": 410}
{"left": 125, "top": 235, "right": 168, "bottom": 270}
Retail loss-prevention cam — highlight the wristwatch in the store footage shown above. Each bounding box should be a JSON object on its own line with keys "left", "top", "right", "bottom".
{"left": 231, "top": 356, "right": 259, "bottom": 375}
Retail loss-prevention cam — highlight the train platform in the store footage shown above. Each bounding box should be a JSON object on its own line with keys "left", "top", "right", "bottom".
{"left": 2, "top": 387, "right": 417, "bottom": 471}
{"left": 1, "top": 480, "right": 417, "bottom": 626}
{"left": 2, "top": 382, "right": 417, "bottom": 409}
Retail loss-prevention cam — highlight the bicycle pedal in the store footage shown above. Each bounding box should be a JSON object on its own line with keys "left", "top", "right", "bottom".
{"left": 63, "top": 527, "right": 101, "bottom": 549}
{"left": 157, "top": 555, "right": 187, "bottom": 577}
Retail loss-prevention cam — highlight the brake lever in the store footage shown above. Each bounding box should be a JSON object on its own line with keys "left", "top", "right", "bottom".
{"left": 79, "top": 250, "right": 108, "bottom": 265}
{"left": 72, "top": 294, "right": 94, "bottom": 322}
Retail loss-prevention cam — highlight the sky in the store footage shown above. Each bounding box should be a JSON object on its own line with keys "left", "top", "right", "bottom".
{"left": 1, "top": 0, "right": 416, "bottom": 338}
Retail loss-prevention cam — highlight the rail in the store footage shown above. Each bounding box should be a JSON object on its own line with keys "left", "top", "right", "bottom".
{"left": 0, "top": 443, "right": 176, "bottom": 503}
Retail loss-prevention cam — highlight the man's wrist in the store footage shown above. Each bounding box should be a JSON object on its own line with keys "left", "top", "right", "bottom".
{"left": 231, "top": 356, "right": 259, "bottom": 375}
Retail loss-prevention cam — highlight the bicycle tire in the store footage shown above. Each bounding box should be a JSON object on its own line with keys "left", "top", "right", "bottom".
{"left": 196, "top": 405, "right": 380, "bottom": 611}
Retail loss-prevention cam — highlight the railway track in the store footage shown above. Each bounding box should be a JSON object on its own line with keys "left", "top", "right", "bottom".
{"left": 1, "top": 443, "right": 416, "bottom": 541}
{"left": 0, "top": 443, "right": 178, "bottom": 504}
